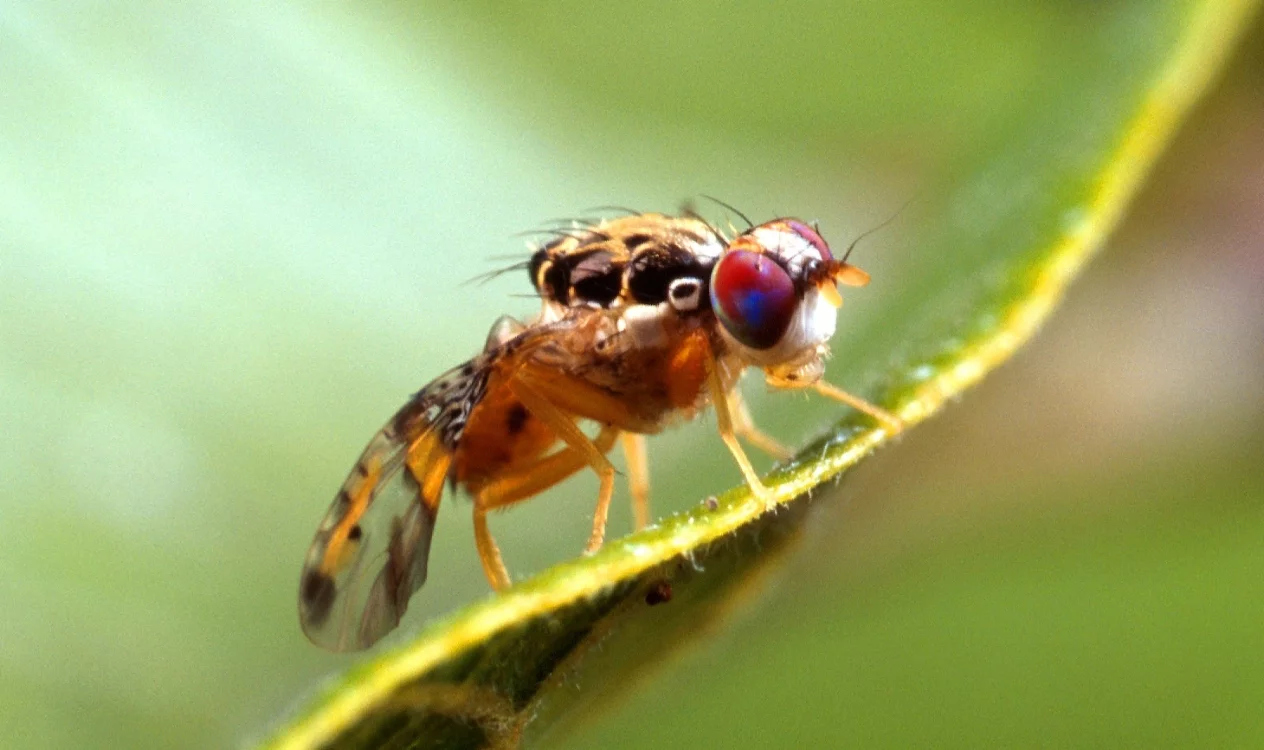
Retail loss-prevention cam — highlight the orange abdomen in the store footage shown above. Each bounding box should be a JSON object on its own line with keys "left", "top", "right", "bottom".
{"left": 452, "top": 383, "right": 556, "bottom": 487}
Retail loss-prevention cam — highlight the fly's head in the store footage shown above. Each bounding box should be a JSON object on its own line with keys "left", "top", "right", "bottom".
{"left": 709, "top": 219, "right": 870, "bottom": 388}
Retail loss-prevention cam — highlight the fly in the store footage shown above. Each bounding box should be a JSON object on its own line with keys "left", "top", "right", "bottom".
{"left": 299, "top": 211, "right": 902, "bottom": 650}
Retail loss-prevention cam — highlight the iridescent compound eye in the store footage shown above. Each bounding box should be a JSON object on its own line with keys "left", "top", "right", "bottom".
{"left": 709, "top": 250, "right": 797, "bottom": 349}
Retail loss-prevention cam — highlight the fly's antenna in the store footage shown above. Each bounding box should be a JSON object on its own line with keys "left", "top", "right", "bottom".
{"left": 699, "top": 195, "right": 754, "bottom": 232}
{"left": 841, "top": 194, "right": 918, "bottom": 265}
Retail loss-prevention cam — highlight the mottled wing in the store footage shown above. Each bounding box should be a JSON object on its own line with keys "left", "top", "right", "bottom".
{"left": 298, "top": 358, "right": 488, "bottom": 651}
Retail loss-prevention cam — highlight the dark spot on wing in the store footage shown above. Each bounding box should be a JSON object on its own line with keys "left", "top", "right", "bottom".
{"left": 347, "top": 524, "right": 363, "bottom": 541}
{"left": 300, "top": 569, "right": 336, "bottom": 626}
{"left": 391, "top": 394, "right": 431, "bottom": 438}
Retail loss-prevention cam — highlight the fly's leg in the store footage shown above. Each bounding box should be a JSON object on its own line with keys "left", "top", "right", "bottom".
{"left": 728, "top": 388, "right": 792, "bottom": 461}
{"left": 471, "top": 506, "right": 512, "bottom": 591}
{"left": 471, "top": 424, "right": 619, "bottom": 590}
{"left": 704, "top": 344, "right": 776, "bottom": 507}
{"left": 811, "top": 380, "right": 905, "bottom": 434}
{"left": 510, "top": 374, "right": 618, "bottom": 556}
{"left": 510, "top": 361, "right": 664, "bottom": 538}
{"left": 621, "top": 434, "right": 651, "bottom": 530}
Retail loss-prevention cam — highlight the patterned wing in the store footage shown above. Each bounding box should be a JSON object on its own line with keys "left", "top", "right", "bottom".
{"left": 298, "top": 357, "right": 490, "bottom": 651}
{"left": 297, "top": 314, "right": 587, "bottom": 651}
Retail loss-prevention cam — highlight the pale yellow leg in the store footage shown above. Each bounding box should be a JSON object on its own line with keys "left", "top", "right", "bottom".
{"left": 621, "top": 433, "right": 651, "bottom": 530}
{"left": 472, "top": 506, "right": 512, "bottom": 591}
{"left": 511, "top": 375, "right": 617, "bottom": 555}
{"left": 705, "top": 353, "right": 775, "bottom": 506}
{"left": 728, "top": 388, "right": 792, "bottom": 461}
{"left": 812, "top": 380, "right": 905, "bottom": 434}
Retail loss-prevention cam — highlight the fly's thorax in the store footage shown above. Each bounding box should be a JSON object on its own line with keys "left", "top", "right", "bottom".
{"left": 574, "top": 298, "right": 704, "bottom": 362}
{"left": 528, "top": 214, "right": 724, "bottom": 311}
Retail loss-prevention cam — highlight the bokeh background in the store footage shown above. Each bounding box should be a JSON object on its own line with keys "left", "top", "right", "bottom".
{"left": 2, "top": 2, "right": 1261, "bottom": 748}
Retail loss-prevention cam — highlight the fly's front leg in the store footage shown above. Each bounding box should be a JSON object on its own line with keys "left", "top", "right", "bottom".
{"left": 704, "top": 343, "right": 776, "bottom": 507}
{"left": 811, "top": 380, "right": 904, "bottom": 434}
{"left": 728, "top": 387, "right": 792, "bottom": 461}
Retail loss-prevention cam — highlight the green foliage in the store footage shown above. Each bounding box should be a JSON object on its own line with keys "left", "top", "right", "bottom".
{"left": 256, "top": 2, "right": 1259, "bottom": 748}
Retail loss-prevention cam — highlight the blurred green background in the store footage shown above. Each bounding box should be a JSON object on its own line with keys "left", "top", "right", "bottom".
{"left": 2, "top": 2, "right": 1261, "bottom": 748}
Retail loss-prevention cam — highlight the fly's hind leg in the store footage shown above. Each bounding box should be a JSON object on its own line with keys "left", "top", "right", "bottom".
{"left": 472, "top": 424, "right": 619, "bottom": 590}
{"left": 471, "top": 505, "right": 512, "bottom": 591}
{"left": 621, "top": 434, "right": 651, "bottom": 530}
{"left": 510, "top": 374, "right": 618, "bottom": 556}
{"left": 811, "top": 380, "right": 905, "bottom": 434}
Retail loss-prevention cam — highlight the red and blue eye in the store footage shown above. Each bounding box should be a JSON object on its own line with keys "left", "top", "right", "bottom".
{"left": 709, "top": 250, "right": 797, "bottom": 349}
